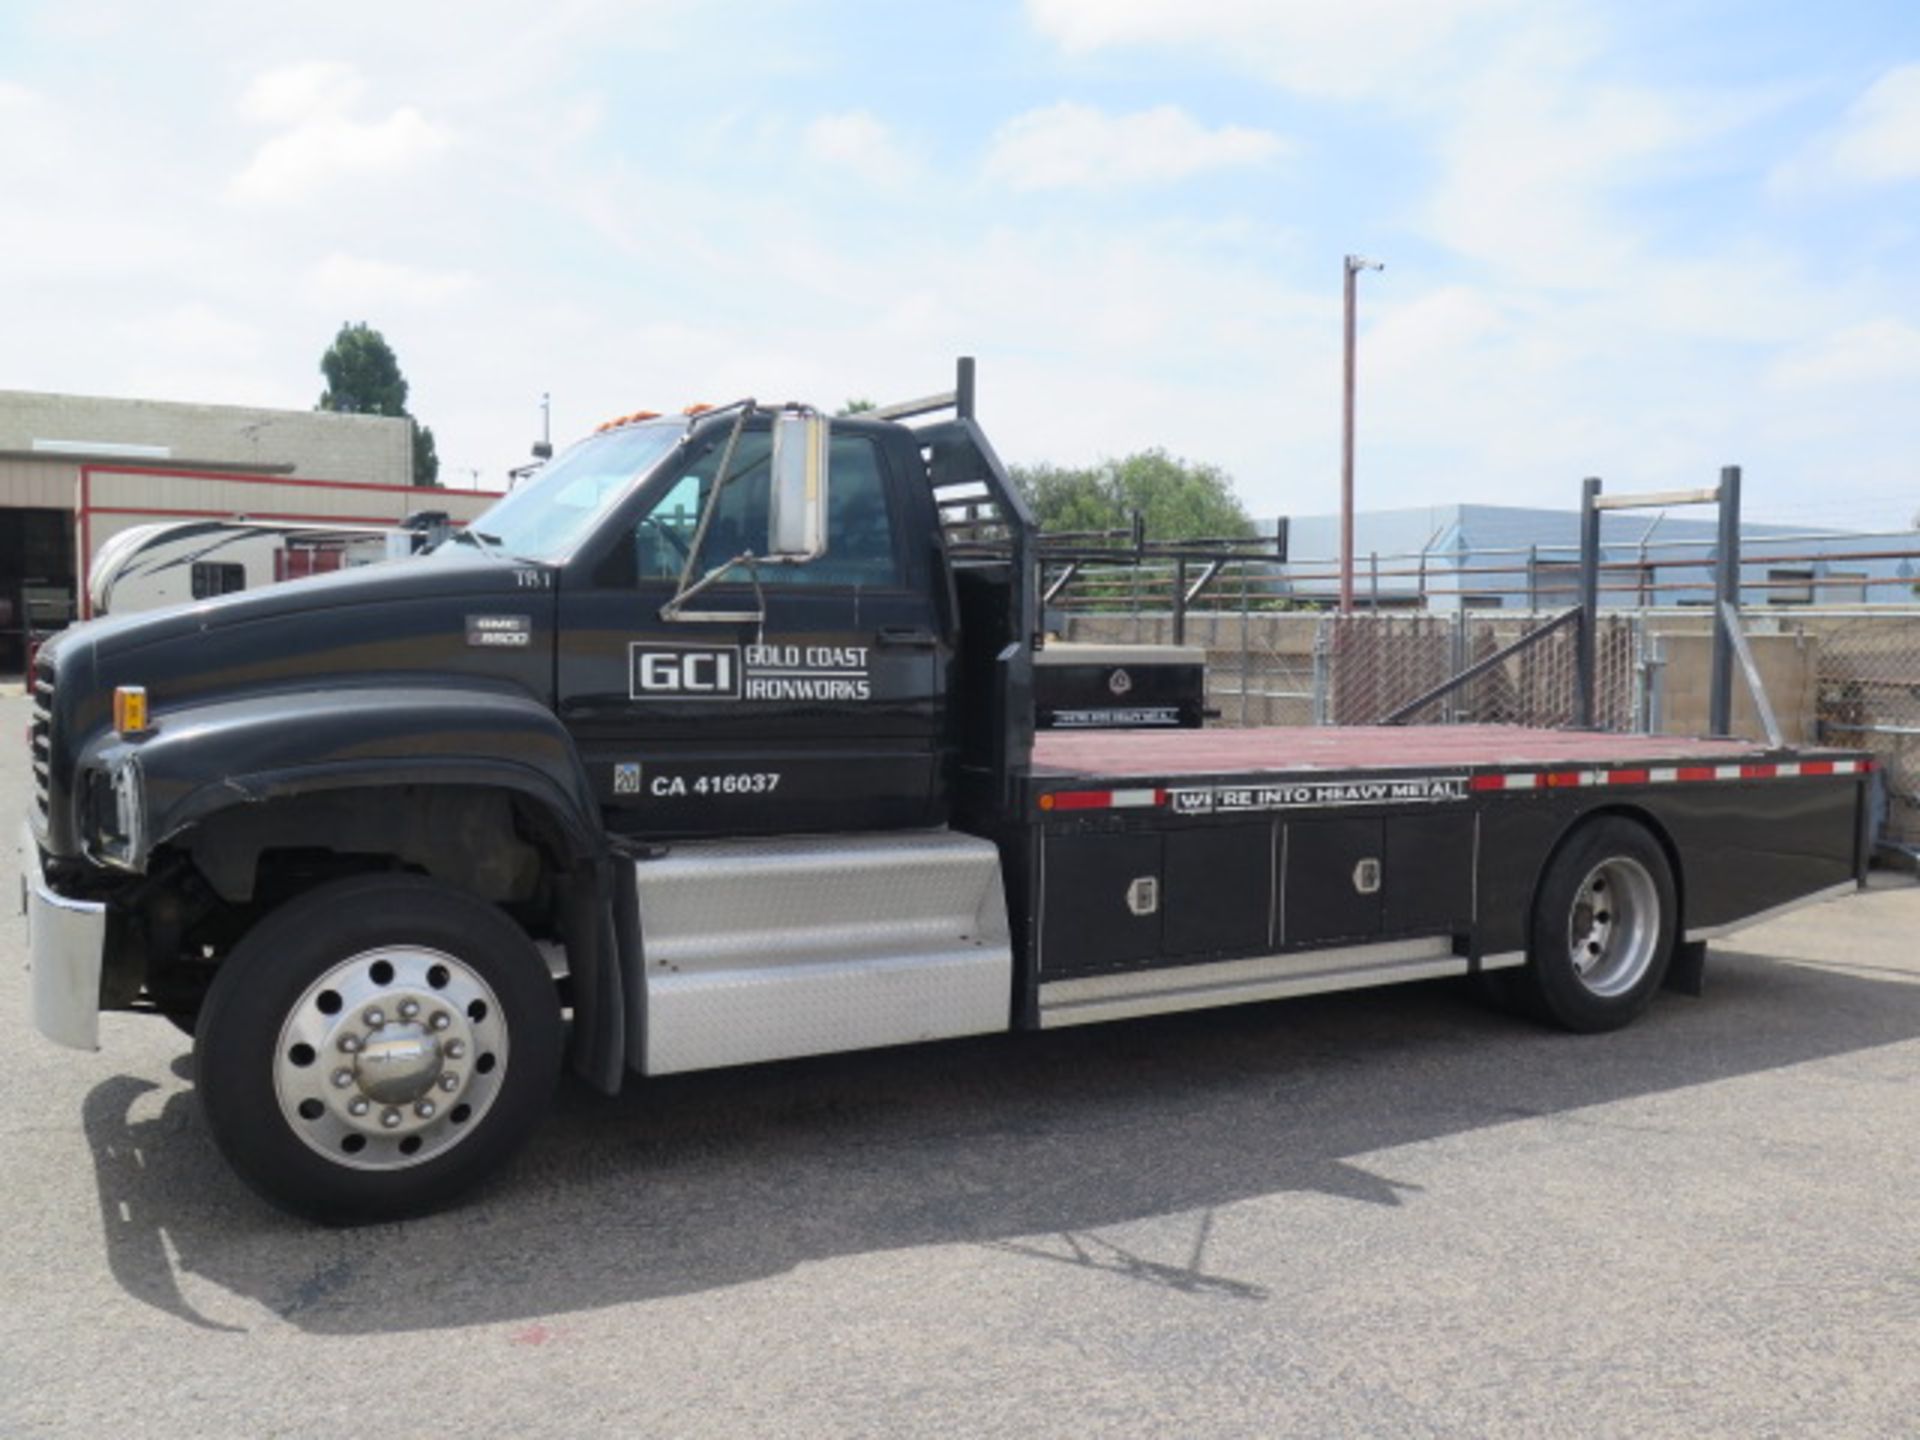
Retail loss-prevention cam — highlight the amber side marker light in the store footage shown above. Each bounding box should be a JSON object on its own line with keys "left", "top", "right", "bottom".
{"left": 113, "top": 686, "right": 150, "bottom": 737}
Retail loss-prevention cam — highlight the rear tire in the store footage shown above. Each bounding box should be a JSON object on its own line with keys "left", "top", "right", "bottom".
{"left": 1515, "top": 816, "right": 1676, "bottom": 1033}
{"left": 195, "top": 874, "right": 563, "bottom": 1224}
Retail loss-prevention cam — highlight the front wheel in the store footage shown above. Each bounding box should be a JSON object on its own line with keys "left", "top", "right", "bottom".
{"left": 195, "top": 874, "right": 564, "bottom": 1223}
{"left": 1515, "top": 816, "right": 1676, "bottom": 1033}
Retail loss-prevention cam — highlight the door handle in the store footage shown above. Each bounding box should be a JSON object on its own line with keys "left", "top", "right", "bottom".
{"left": 877, "top": 626, "right": 938, "bottom": 647}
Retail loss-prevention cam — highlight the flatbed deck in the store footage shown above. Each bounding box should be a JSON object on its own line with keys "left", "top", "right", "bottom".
{"left": 1033, "top": 722, "right": 1835, "bottom": 780}
{"left": 1019, "top": 722, "right": 1870, "bottom": 1019}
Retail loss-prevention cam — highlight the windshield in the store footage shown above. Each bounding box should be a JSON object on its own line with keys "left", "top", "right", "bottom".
{"left": 456, "top": 422, "right": 684, "bottom": 561}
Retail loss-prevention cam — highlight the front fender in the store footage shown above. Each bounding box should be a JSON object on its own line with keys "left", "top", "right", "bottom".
{"left": 80, "top": 685, "right": 602, "bottom": 864}
{"left": 76, "top": 684, "right": 627, "bottom": 1094}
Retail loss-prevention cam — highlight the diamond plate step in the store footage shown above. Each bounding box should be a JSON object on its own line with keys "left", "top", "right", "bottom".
{"left": 630, "top": 829, "right": 1011, "bottom": 1074}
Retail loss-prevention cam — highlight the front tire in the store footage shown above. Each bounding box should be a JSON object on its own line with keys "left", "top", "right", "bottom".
{"left": 195, "top": 874, "right": 563, "bottom": 1223}
{"left": 1516, "top": 816, "right": 1676, "bottom": 1033}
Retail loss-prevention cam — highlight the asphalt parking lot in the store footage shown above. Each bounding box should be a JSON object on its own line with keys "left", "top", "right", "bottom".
{"left": 4, "top": 688, "right": 1919, "bottom": 1438}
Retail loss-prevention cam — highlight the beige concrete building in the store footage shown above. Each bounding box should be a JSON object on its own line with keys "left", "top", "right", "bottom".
{"left": 1, "top": 390, "right": 501, "bottom": 670}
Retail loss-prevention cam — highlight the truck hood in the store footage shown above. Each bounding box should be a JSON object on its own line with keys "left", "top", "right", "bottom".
{"left": 39, "top": 550, "right": 559, "bottom": 857}
{"left": 73, "top": 549, "right": 536, "bottom": 661}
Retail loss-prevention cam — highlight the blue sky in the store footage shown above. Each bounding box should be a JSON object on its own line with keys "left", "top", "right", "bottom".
{"left": 1, "top": 1, "right": 1917, "bottom": 529}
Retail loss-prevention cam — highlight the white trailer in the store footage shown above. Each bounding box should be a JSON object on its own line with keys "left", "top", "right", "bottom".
{"left": 87, "top": 517, "right": 444, "bottom": 616}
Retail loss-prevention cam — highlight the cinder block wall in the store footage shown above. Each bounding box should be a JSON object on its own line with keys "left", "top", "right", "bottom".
{"left": 1648, "top": 630, "right": 1818, "bottom": 744}
{"left": 0, "top": 390, "right": 411, "bottom": 485}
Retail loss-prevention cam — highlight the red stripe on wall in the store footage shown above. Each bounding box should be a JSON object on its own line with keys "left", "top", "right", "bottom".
{"left": 84, "top": 463, "right": 504, "bottom": 499}
{"left": 87, "top": 504, "right": 421, "bottom": 526}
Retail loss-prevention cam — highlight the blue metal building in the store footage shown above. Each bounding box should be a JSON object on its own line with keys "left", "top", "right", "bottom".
{"left": 1271, "top": 504, "right": 1916, "bottom": 611}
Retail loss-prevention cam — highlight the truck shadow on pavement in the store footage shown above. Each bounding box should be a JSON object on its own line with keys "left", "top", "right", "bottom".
{"left": 81, "top": 947, "right": 1920, "bottom": 1333}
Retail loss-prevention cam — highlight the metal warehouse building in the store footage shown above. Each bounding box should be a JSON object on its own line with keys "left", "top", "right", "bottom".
{"left": 1, "top": 389, "right": 501, "bottom": 671}
{"left": 1273, "top": 503, "right": 1914, "bottom": 611}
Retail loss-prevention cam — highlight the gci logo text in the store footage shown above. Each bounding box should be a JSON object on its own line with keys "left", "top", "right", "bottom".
{"left": 629, "top": 644, "right": 742, "bottom": 700}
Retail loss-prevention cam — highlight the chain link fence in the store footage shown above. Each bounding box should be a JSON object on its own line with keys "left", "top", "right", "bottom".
{"left": 1056, "top": 608, "right": 1644, "bottom": 731}
{"left": 1052, "top": 581, "right": 1920, "bottom": 850}
{"left": 1314, "top": 612, "right": 1642, "bottom": 729}
{"left": 1795, "top": 613, "right": 1920, "bottom": 847}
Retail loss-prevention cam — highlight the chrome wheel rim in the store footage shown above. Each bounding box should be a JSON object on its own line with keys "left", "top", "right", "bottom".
{"left": 273, "top": 947, "right": 509, "bottom": 1171}
{"left": 1567, "top": 857, "right": 1659, "bottom": 998}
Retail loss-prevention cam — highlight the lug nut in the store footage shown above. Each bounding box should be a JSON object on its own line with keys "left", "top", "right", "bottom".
{"left": 439, "top": 1073, "right": 460, "bottom": 1093}
{"left": 348, "top": 1098, "right": 370, "bottom": 1117}
{"left": 429, "top": 1012, "right": 451, "bottom": 1032}
{"left": 339, "top": 1034, "right": 362, "bottom": 1054}
{"left": 445, "top": 1040, "right": 465, "bottom": 1059}
{"left": 332, "top": 1069, "right": 354, "bottom": 1089}
{"left": 415, "top": 1100, "right": 436, "bottom": 1119}
{"left": 364, "top": 1008, "right": 386, "bottom": 1028}
{"left": 381, "top": 1108, "right": 402, "bottom": 1129}
{"left": 399, "top": 1000, "right": 420, "bottom": 1020}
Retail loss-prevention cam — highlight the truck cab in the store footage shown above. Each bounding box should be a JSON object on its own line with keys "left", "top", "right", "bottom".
{"left": 543, "top": 410, "right": 961, "bottom": 837}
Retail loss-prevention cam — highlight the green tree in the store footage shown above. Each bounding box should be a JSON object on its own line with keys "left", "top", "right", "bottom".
{"left": 837, "top": 397, "right": 876, "bottom": 415}
{"left": 1011, "top": 449, "right": 1254, "bottom": 540}
{"left": 317, "top": 321, "right": 440, "bottom": 487}
{"left": 411, "top": 423, "right": 439, "bottom": 489}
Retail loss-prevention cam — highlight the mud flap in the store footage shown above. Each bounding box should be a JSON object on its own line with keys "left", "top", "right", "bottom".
{"left": 1664, "top": 938, "right": 1707, "bottom": 997}
{"left": 564, "top": 858, "right": 626, "bottom": 1094}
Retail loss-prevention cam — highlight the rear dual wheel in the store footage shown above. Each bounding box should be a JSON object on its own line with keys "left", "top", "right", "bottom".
{"left": 195, "top": 874, "right": 563, "bottom": 1224}
{"left": 1516, "top": 816, "right": 1676, "bottom": 1032}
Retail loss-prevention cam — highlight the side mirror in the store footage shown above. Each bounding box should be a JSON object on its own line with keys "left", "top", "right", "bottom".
{"left": 768, "top": 410, "right": 829, "bottom": 560}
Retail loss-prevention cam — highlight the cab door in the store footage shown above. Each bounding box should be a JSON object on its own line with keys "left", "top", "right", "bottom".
{"left": 556, "top": 422, "right": 949, "bottom": 839}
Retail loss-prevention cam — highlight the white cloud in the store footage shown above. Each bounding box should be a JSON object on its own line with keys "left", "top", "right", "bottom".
{"left": 804, "top": 110, "right": 914, "bottom": 184}
{"left": 1366, "top": 286, "right": 1507, "bottom": 378}
{"left": 1768, "top": 320, "right": 1920, "bottom": 389}
{"left": 1419, "top": 25, "right": 1729, "bottom": 291}
{"left": 238, "top": 60, "right": 366, "bottom": 125}
{"left": 229, "top": 105, "right": 453, "bottom": 204}
{"left": 0, "top": 82, "right": 56, "bottom": 178}
{"left": 306, "top": 253, "right": 476, "bottom": 308}
{"left": 1778, "top": 65, "right": 1920, "bottom": 190}
{"left": 985, "top": 103, "right": 1286, "bottom": 191}
{"left": 1026, "top": 0, "right": 1516, "bottom": 100}
{"left": 1831, "top": 66, "right": 1920, "bottom": 181}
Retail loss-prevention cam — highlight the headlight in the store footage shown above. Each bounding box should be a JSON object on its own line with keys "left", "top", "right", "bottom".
{"left": 87, "top": 755, "right": 148, "bottom": 872}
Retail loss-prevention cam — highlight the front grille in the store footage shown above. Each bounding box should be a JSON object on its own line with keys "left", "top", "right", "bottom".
{"left": 29, "top": 654, "right": 53, "bottom": 818}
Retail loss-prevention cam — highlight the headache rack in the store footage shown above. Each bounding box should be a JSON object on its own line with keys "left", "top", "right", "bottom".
{"left": 873, "top": 358, "right": 1039, "bottom": 642}
{"left": 872, "top": 359, "right": 1040, "bottom": 799}
{"left": 871, "top": 360, "right": 1288, "bottom": 645}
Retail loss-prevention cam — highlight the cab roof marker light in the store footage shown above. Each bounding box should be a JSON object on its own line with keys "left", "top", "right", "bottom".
{"left": 597, "top": 409, "right": 663, "bottom": 432}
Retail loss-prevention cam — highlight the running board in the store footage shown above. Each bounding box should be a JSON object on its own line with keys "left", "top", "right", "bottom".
{"left": 1038, "top": 936, "right": 1465, "bottom": 1028}
{"left": 630, "top": 829, "right": 1011, "bottom": 1075}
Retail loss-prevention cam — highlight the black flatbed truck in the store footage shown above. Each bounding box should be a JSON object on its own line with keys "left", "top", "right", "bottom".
{"left": 21, "top": 361, "right": 1872, "bottom": 1221}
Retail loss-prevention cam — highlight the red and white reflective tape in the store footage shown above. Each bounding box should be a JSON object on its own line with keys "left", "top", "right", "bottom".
{"left": 1039, "top": 787, "right": 1167, "bottom": 813}
{"left": 1468, "top": 757, "right": 1870, "bottom": 792}
{"left": 1038, "top": 757, "right": 1870, "bottom": 812}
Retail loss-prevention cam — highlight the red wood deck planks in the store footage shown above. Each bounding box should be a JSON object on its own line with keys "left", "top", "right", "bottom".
{"left": 1032, "top": 723, "right": 1786, "bottom": 779}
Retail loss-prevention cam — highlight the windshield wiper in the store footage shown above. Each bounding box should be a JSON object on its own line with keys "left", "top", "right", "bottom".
{"left": 452, "top": 528, "right": 507, "bottom": 556}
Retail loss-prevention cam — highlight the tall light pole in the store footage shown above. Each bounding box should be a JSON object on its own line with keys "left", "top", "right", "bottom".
{"left": 1340, "top": 254, "right": 1384, "bottom": 612}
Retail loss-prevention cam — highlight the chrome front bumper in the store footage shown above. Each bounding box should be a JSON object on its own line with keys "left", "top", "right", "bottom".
{"left": 17, "top": 824, "right": 105, "bottom": 1050}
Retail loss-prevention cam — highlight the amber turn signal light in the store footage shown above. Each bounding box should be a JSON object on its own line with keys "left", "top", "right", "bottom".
{"left": 113, "top": 686, "right": 150, "bottom": 736}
